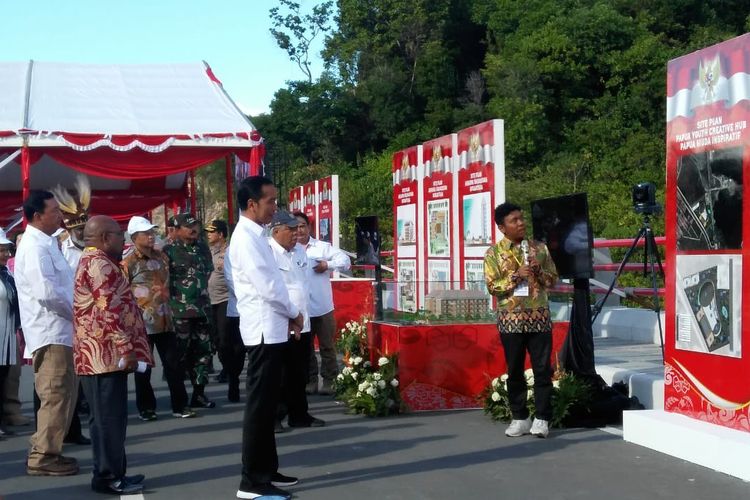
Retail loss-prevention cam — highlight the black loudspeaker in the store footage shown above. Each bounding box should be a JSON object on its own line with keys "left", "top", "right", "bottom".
{"left": 355, "top": 216, "right": 380, "bottom": 265}
{"left": 530, "top": 193, "right": 594, "bottom": 280}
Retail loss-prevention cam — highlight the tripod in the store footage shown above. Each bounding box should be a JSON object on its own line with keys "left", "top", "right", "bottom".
{"left": 591, "top": 213, "right": 665, "bottom": 362}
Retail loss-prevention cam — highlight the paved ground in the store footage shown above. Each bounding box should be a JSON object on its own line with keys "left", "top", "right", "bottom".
{"left": 1, "top": 362, "right": 747, "bottom": 499}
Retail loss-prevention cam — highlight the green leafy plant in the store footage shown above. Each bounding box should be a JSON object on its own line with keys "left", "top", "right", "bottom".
{"left": 480, "top": 369, "right": 593, "bottom": 428}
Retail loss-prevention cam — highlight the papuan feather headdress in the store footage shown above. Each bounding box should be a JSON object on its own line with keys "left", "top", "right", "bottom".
{"left": 50, "top": 175, "right": 91, "bottom": 229}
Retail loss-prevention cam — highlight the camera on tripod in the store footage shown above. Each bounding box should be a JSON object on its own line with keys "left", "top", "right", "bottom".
{"left": 632, "top": 182, "right": 662, "bottom": 215}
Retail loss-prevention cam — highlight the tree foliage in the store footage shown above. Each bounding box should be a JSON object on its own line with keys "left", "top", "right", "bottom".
{"left": 250, "top": 0, "right": 750, "bottom": 249}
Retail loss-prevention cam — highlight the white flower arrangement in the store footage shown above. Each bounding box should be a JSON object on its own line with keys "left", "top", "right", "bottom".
{"left": 333, "top": 318, "right": 402, "bottom": 417}
{"left": 482, "top": 370, "right": 593, "bottom": 428}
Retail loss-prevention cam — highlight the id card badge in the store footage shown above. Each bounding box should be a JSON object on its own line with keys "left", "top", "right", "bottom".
{"left": 514, "top": 282, "right": 529, "bottom": 297}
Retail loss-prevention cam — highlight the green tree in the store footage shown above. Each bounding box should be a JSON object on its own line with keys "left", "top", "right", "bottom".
{"left": 270, "top": 0, "right": 334, "bottom": 82}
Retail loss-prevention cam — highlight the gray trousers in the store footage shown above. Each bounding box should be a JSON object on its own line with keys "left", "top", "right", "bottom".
{"left": 308, "top": 311, "right": 339, "bottom": 383}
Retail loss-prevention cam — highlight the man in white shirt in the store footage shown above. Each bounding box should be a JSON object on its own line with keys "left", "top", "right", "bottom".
{"left": 15, "top": 190, "right": 79, "bottom": 476}
{"left": 293, "top": 212, "right": 351, "bottom": 395}
{"left": 268, "top": 211, "right": 325, "bottom": 431}
{"left": 228, "top": 177, "right": 303, "bottom": 500}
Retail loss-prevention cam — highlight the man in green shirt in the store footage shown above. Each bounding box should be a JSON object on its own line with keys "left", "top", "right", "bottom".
{"left": 484, "top": 202, "right": 558, "bottom": 438}
{"left": 164, "top": 213, "right": 215, "bottom": 409}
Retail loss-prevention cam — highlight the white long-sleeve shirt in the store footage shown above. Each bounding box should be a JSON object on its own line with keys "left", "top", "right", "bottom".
{"left": 304, "top": 237, "right": 351, "bottom": 317}
{"left": 269, "top": 239, "right": 310, "bottom": 333}
{"left": 223, "top": 250, "right": 239, "bottom": 318}
{"left": 227, "top": 215, "right": 299, "bottom": 345}
{"left": 15, "top": 224, "right": 74, "bottom": 356}
{"left": 61, "top": 236, "right": 83, "bottom": 272}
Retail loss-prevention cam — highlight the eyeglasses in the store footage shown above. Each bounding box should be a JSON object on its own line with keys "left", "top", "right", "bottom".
{"left": 0, "top": 248, "right": 11, "bottom": 254}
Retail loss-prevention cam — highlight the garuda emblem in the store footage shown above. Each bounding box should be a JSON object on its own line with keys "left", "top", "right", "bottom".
{"left": 698, "top": 55, "right": 721, "bottom": 103}
{"left": 469, "top": 132, "right": 481, "bottom": 161}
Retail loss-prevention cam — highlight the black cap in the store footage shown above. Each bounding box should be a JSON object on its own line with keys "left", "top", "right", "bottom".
{"left": 171, "top": 213, "right": 199, "bottom": 228}
{"left": 269, "top": 210, "right": 301, "bottom": 230}
{"left": 205, "top": 219, "right": 228, "bottom": 237}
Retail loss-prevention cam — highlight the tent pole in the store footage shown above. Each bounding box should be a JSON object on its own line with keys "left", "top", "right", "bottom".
{"left": 21, "top": 145, "right": 31, "bottom": 225}
{"left": 163, "top": 204, "right": 169, "bottom": 229}
{"left": 189, "top": 169, "right": 197, "bottom": 215}
{"left": 225, "top": 155, "right": 234, "bottom": 226}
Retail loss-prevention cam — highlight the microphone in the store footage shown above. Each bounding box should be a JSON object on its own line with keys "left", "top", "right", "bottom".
{"left": 520, "top": 239, "right": 530, "bottom": 264}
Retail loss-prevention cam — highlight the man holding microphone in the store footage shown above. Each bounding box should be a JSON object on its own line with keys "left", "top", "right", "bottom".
{"left": 484, "top": 202, "right": 558, "bottom": 439}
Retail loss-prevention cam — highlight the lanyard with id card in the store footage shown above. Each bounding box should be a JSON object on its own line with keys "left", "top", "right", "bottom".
{"left": 511, "top": 246, "right": 529, "bottom": 297}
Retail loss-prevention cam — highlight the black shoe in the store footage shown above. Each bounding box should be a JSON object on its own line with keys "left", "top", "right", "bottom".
{"left": 236, "top": 483, "right": 290, "bottom": 499}
{"left": 271, "top": 472, "right": 299, "bottom": 487}
{"left": 92, "top": 477, "right": 144, "bottom": 494}
{"left": 63, "top": 434, "right": 91, "bottom": 445}
{"left": 228, "top": 382, "right": 240, "bottom": 402}
{"left": 0, "top": 427, "right": 16, "bottom": 437}
{"left": 138, "top": 410, "right": 157, "bottom": 421}
{"left": 191, "top": 394, "right": 216, "bottom": 409}
{"left": 216, "top": 369, "right": 228, "bottom": 383}
{"left": 172, "top": 408, "right": 197, "bottom": 418}
{"left": 288, "top": 416, "right": 325, "bottom": 428}
{"left": 124, "top": 474, "right": 145, "bottom": 484}
{"left": 274, "top": 420, "right": 288, "bottom": 434}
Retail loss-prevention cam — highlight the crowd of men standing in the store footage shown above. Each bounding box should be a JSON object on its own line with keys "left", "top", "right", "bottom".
{"left": 0, "top": 175, "right": 351, "bottom": 499}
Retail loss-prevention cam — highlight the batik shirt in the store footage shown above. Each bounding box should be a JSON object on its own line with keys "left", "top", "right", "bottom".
{"left": 73, "top": 248, "right": 153, "bottom": 375}
{"left": 121, "top": 248, "right": 173, "bottom": 335}
{"left": 163, "top": 240, "right": 213, "bottom": 319}
{"left": 484, "top": 238, "right": 558, "bottom": 334}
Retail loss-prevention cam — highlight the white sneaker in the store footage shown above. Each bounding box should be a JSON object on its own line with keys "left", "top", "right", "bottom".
{"left": 505, "top": 418, "right": 532, "bottom": 437}
{"left": 530, "top": 418, "right": 549, "bottom": 438}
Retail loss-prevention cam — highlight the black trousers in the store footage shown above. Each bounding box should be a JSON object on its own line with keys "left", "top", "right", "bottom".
{"left": 80, "top": 372, "right": 129, "bottom": 481}
{"left": 211, "top": 302, "right": 228, "bottom": 365}
{"left": 241, "top": 341, "right": 285, "bottom": 489}
{"left": 281, "top": 332, "right": 311, "bottom": 423}
{"left": 0, "top": 365, "right": 8, "bottom": 423}
{"left": 500, "top": 331, "right": 553, "bottom": 421}
{"left": 222, "top": 317, "right": 246, "bottom": 381}
{"left": 134, "top": 332, "right": 188, "bottom": 413}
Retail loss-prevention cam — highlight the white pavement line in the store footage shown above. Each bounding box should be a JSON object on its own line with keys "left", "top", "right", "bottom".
{"left": 599, "top": 426, "right": 624, "bottom": 437}
{"left": 121, "top": 494, "right": 145, "bottom": 500}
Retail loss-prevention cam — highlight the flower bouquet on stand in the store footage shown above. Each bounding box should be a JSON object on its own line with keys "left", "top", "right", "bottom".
{"left": 334, "top": 318, "right": 404, "bottom": 416}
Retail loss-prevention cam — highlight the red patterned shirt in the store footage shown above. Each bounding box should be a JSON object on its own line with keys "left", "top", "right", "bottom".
{"left": 73, "top": 248, "right": 153, "bottom": 375}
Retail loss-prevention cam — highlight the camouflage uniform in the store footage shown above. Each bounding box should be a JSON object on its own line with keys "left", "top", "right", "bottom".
{"left": 164, "top": 239, "right": 214, "bottom": 388}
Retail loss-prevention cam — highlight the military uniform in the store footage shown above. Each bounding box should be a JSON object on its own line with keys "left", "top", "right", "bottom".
{"left": 163, "top": 239, "right": 214, "bottom": 401}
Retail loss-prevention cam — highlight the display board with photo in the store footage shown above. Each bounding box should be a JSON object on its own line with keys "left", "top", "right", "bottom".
{"left": 462, "top": 191, "right": 493, "bottom": 256}
{"left": 463, "top": 260, "right": 489, "bottom": 293}
{"left": 427, "top": 199, "right": 450, "bottom": 257}
{"left": 427, "top": 260, "right": 451, "bottom": 293}
{"left": 397, "top": 260, "right": 417, "bottom": 312}
{"left": 397, "top": 203, "right": 417, "bottom": 256}
{"left": 676, "top": 146, "right": 743, "bottom": 251}
{"left": 675, "top": 254, "right": 741, "bottom": 358}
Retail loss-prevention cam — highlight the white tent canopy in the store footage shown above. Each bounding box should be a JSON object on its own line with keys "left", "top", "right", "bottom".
{"left": 0, "top": 60, "right": 257, "bottom": 143}
{"left": 0, "top": 61, "right": 263, "bottom": 228}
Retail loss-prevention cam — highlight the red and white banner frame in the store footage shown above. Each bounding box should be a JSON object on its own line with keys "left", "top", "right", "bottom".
{"left": 421, "top": 134, "right": 458, "bottom": 300}
{"left": 455, "top": 119, "right": 506, "bottom": 287}
{"left": 665, "top": 33, "right": 750, "bottom": 432}
{"left": 393, "top": 146, "right": 423, "bottom": 312}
